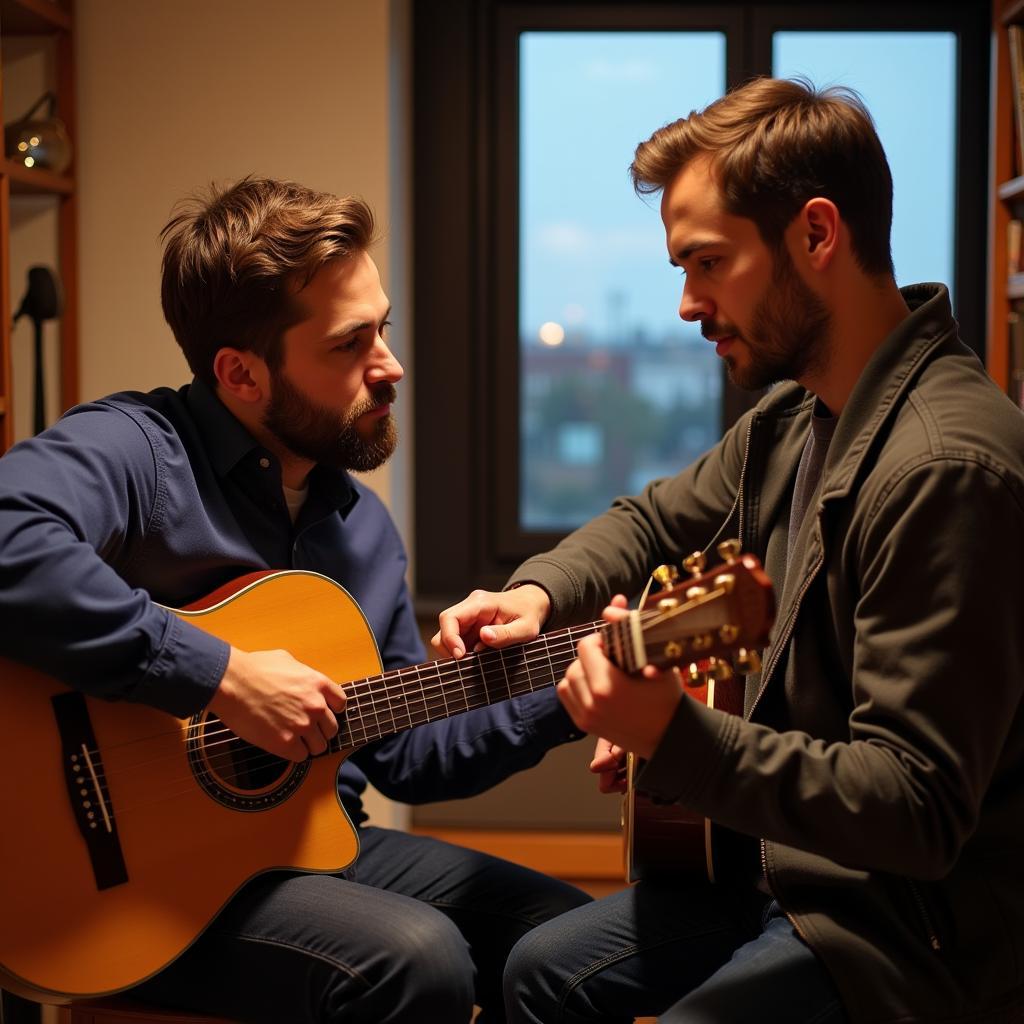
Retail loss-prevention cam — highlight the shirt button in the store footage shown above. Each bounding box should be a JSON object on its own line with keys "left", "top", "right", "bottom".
{"left": 259, "top": 457, "right": 270, "bottom": 469}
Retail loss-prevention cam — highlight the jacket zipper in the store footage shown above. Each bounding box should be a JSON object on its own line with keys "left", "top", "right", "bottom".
{"left": 760, "top": 839, "right": 814, "bottom": 945}
{"left": 907, "top": 880, "right": 942, "bottom": 951}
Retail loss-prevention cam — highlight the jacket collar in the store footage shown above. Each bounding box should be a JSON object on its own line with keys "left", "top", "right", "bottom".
{"left": 821, "top": 283, "right": 958, "bottom": 501}
{"left": 751, "top": 283, "right": 958, "bottom": 500}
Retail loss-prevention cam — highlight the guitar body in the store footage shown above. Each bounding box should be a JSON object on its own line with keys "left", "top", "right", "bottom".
{"left": 622, "top": 669, "right": 744, "bottom": 883}
{"left": 0, "top": 571, "right": 379, "bottom": 1003}
{"left": 0, "top": 548, "right": 772, "bottom": 1001}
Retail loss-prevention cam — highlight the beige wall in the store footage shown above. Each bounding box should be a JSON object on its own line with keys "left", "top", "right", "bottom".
{"left": 74, "top": 0, "right": 410, "bottom": 514}
{"left": 73, "top": 0, "right": 411, "bottom": 827}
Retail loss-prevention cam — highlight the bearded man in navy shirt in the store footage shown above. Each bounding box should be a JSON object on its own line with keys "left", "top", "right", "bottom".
{"left": 0, "top": 177, "right": 589, "bottom": 1023}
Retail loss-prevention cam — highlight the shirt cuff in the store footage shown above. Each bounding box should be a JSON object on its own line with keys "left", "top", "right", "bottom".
{"left": 130, "top": 612, "right": 230, "bottom": 718}
{"left": 516, "top": 685, "right": 587, "bottom": 745}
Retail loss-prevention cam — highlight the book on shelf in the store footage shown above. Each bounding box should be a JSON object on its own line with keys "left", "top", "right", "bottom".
{"left": 1008, "top": 306, "right": 1024, "bottom": 411}
{"left": 1009, "top": 25, "right": 1024, "bottom": 176}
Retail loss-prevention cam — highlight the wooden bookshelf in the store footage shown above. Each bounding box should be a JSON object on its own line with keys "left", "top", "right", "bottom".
{"left": 988, "top": 0, "right": 1024, "bottom": 398}
{"left": 0, "top": 0, "right": 78, "bottom": 453}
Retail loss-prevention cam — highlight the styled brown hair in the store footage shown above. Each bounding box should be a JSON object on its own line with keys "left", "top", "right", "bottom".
{"left": 631, "top": 77, "right": 894, "bottom": 277}
{"left": 160, "top": 177, "right": 377, "bottom": 385}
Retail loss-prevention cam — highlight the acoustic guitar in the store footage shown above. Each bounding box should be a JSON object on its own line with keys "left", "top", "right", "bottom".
{"left": 621, "top": 541, "right": 775, "bottom": 885}
{"left": 0, "top": 553, "right": 769, "bottom": 1003}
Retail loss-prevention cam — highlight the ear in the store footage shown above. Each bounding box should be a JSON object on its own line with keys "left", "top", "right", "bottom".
{"left": 796, "top": 197, "right": 840, "bottom": 271}
{"left": 212, "top": 347, "right": 268, "bottom": 405}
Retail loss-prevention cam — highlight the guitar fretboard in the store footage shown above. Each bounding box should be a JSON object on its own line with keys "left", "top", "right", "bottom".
{"left": 330, "top": 621, "right": 606, "bottom": 750}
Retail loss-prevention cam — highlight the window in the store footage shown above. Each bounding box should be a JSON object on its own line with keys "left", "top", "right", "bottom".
{"left": 412, "top": 0, "right": 988, "bottom": 604}
{"left": 519, "top": 31, "right": 726, "bottom": 531}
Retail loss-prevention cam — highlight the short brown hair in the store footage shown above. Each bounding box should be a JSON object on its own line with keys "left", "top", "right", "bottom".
{"left": 631, "top": 77, "right": 894, "bottom": 277}
{"left": 160, "top": 177, "right": 377, "bottom": 385}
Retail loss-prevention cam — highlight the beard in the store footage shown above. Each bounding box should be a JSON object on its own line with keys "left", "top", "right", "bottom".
{"left": 262, "top": 372, "right": 398, "bottom": 473}
{"left": 702, "top": 245, "right": 832, "bottom": 392}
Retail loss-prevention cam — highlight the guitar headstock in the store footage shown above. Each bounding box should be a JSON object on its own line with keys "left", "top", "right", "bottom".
{"left": 605, "top": 540, "right": 775, "bottom": 674}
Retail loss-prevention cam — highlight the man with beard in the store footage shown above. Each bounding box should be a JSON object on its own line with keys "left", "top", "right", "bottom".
{"left": 0, "top": 177, "right": 590, "bottom": 1022}
{"left": 436, "top": 78, "right": 1024, "bottom": 1022}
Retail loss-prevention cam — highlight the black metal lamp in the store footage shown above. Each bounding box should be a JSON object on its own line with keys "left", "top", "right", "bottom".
{"left": 12, "top": 267, "right": 63, "bottom": 434}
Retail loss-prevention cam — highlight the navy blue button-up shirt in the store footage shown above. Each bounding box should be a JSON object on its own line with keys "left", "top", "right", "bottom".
{"left": 0, "top": 380, "right": 580, "bottom": 822}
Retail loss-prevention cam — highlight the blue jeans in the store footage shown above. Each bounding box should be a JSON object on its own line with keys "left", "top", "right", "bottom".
{"left": 504, "top": 882, "right": 848, "bottom": 1023}
{"left": 131, "top": 826, "right": 590, "bottom": 1023}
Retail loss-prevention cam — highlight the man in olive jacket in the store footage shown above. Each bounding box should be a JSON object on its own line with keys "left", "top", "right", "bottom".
{"left": 436, "top": 78, "right": 1024, "bottom": 1023}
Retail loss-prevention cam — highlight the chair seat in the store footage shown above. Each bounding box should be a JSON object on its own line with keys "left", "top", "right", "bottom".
{"left": 58, "top": 997, "right": 238, "bottom": 1024}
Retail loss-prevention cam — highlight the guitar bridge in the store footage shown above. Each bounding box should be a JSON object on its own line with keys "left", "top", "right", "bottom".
{"left": 51, "top": 691, "right": 129, "bottom": 891}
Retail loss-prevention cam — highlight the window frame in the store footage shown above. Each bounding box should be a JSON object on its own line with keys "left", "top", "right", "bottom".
{"left": 411, "top": 0, "right": 989, "bottom": 606}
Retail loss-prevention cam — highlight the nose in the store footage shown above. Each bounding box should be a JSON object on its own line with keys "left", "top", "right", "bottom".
{"left": 367, "top": 335, "right": 404, "bottom": 385}
{"left": 678, "top": 279, "right": 713, "bottom": 323}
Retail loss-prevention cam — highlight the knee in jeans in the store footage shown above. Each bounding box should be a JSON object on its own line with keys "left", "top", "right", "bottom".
{"left": 391, "top": 912, "right": 476, "bottom": 1013}
{"left": 503, "top": 922, "right": 563, "bottom": 1010}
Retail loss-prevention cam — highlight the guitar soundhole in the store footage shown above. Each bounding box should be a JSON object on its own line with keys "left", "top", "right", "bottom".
{"left": 187, "top": 711, "right": 309, "bottom": 811}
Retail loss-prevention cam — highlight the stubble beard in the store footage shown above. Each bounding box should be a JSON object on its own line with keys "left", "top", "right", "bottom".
{"left": 262, "top": 372, "right": 398, "bottom": 473}
{"left": 710, "top": 246, "right": 832, "bottom": 392}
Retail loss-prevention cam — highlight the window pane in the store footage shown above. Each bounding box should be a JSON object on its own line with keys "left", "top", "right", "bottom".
{"left": 520, "top": 32, "right": 726, "bottom": 532}
{"left": 773, "top": 32, "right": 957, "bottom": 297}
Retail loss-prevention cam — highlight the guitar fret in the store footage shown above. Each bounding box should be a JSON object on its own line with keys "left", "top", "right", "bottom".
{"left": 333, "top": 620, "right": 618, "bottom": 752}
{"left": 346, "top": 684, "right": 369, "bottom": 746}
{"left": 385, "top": 675, "right": 399, "bottom": 737}
{"left": 365, "top": 676, "right": 386, "bottom": 743}
{"left": 498, "top": 649, "right": 514, "bottom": 700}
{"left": 453, "top": 658, "right": 472, "bottom": 716}
{"left": 409, "top": 663, "right": 425, "bottom": 730}
{"left": 540, "top": 633, "right": 557, "bottom": 687}
{"left": 437, "top": 661, "right": 453, "bottom": 722}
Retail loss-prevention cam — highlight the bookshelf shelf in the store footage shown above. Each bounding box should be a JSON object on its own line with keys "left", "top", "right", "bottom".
{"left": 1004, "top": 0, "right": 1024, "bottom": 26}
{"left": 0, "top": 158, "right": 74, "bottom": 196}
{"left": 998, "top": 175, "right": 1024, "bottom": 202}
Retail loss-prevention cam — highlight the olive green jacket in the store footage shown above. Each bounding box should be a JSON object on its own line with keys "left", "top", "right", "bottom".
{"left": 509, "top": 285, "right": 1024, "bottom": 1022}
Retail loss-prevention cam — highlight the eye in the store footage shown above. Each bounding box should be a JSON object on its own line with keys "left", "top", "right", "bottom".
{"left": 379, "top": 319, "right": 393, "bottom": 340}
{"left": 698, "top": 257, "right": 719, "bottom": 273}
{"left": 333, "top": 337, "right": 359, "bottom": 354}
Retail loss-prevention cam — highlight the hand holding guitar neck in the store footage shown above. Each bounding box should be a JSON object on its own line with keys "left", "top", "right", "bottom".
{"left": 616, "top": 539, "right": 775, "bottom": 884}
{"left": 556, "top": 539, "right": 774, "bottom": 757}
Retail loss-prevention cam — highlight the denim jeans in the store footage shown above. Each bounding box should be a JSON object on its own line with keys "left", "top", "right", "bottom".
{"left": 503, "top": 882, "right": 848, "bottom": 1023}
{"left": 131, "top": 825, "right": 591, "bottom": 1023}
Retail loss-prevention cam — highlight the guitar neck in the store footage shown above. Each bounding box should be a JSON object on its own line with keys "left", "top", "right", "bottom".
{"left": 331, "top": 620, "right": 604, "bottom": 750}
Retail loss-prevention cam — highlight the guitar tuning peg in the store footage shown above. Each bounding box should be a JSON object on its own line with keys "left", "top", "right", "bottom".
{"left": 652, "top": 564, "right": 680, "bottom": 591}
{"left": 717, "top": 539, "right": 741, "bottom": 563}
{"left": 682, "top": 551, "right": 706, "bottom": 578}
{"left": 736, "top": 648, "right": 762, "bottom": 674}
{"left": 706, "top": 656, "right": 734, "bottom": 682}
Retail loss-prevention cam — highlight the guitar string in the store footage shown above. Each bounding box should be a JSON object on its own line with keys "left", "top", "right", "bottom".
{"left": 79, "top": 625, "right": 602, "bottom": 801}
{"left": 79, "top": 618, "right": 611, "bottom": 771}
{"left": 89, "top": 673, "right": 582, "bottom": 820}
{"left": 76, "top": 590, "right": 739, "bottom": 818}
{"left": 147, "top": 589, "right": 725, "bottom": 762}
{"left": 82, "top": 590, "right": 736, "bottom": 801}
